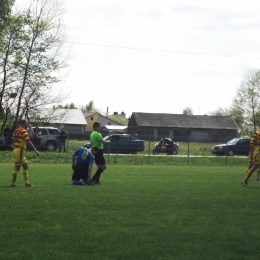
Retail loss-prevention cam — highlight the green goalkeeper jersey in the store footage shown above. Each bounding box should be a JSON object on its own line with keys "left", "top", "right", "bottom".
{"left": 90, "top": 131, "right": 103, "bottom": 149}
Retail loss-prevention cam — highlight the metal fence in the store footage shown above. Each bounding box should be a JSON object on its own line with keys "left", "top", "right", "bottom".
{"left": 64, "top": 135, "right": 249, "bottom": 166}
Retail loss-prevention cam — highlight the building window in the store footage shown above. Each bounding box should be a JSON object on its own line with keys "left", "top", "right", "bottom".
{"left": 91, "top": 117, "right": 93, "bottom": 120}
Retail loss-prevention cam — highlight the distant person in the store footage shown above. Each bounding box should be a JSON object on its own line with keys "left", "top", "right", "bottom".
{"left": 90, "top": 122, "right": 110, "bottom": 184}
{"left": 34, "top": 126, "right": 41, "bottom": 138}
{"left": 3, "top": 125, "right": 12, "bottom": 144}
{"left": 3, "top": 125, "right": 12, "bottom": 138}
{"left": 242, "top": 130, "right": 260, "bottom": 186}
{"left": 59, "top": 128, "right": 67, "bottom": 153}
{"left": 10, "top": 119, "right": 39, "bottom": 187}
{"left": 71, "top": 145, "right": 98, "bottom": 185}
{"left": 246, "top": 141, "right": 260, "bottom": 181}
{"left": 33, "top": 126, "right": 41, "bottom": 145}
{"left": 26, "top": 124, "right": 35, "bottom": 140}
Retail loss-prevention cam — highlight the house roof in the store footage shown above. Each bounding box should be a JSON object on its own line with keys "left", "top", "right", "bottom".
{"left": 130, "top": 112, "right": 239, "bottom": 130}
{"left": 83, "top": 112, "right": 124, "bottom": 126}
{"left": 49, "top": 109, "right": 87, "bottom": 125}
{"left": 83, "top": 112, "right": 98, "bottom": 118}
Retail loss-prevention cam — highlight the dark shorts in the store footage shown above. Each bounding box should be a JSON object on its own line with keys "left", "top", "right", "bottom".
{"left": 95, "top": 149, "right": 106, "bottom": 165}
{"left": 71, "top": 164, "right": 89, "bottom": 181}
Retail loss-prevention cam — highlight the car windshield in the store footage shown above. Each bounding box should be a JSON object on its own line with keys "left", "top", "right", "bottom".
{"left": 227, "top": 138, "right": 239, "bottom": 145}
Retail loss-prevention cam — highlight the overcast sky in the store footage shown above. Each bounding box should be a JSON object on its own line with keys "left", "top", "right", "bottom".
{"left": 15, "top": 0, "right": 260, "bottom": 117}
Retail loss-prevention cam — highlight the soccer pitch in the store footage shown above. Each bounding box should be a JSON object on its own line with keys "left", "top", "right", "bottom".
{"left": 1, "top": 163, "right": 259, "bottom": 260}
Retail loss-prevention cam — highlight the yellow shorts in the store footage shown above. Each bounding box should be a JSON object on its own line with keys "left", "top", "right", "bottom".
{"left": 254, "top": 152, "right": 260, "bottom": 165}
{"left": 248, "top": 152, "right": 254, "bottom": 164}
{"left": 13, "top": 148, "right": 28, "bottom": 165}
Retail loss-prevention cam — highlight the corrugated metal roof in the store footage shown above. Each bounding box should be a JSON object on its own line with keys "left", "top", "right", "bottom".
{"left": 49, "top": 109, "right": 87, "bottom": 125}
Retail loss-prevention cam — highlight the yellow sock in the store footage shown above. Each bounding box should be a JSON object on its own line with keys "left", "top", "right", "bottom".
{"left": 11, "top": 171, "right": 18, "bottom": 184}
{"left": 23, "top": 171, "right": 29, "bottom": 184}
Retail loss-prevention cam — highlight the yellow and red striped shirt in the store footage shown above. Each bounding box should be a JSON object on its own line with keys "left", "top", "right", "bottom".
{"left": 13, "top": 127, "right": 30, "bottom": 149}
{"left": 250, "top": 130, "right": 260, "bottom": 153}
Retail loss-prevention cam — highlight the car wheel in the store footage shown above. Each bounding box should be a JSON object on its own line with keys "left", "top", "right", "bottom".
{"left": 47, "top": 143, "right": 56, "bottom": 152}
{"left": 228, "top": 150, "right": 234, "bottom": 156}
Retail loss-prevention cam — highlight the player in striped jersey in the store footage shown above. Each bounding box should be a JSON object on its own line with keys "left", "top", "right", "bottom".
{"left": 242, "top": 130, "right": 260, "bottom": 186}
{"left": 10, "top": 119, "right": 39, "bottom": 187}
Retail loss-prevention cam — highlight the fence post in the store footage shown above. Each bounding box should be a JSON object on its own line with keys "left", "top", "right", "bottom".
{"left": 187, "top": 138, "right": 190, "bottom": 165}
{"left": 66, "top": 134, "right": 69, "bottom": 163}
{"left": 225, "top": 139, "right": 228, "bottom": 166}
{"left": 148, "top": 135, "right": 151, "bottom": 164}
{"left": 108, "top": 131, "right": 111, "bottom": 164}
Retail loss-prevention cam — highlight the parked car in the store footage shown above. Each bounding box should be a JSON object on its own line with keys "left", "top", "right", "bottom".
{"left": 28, "top": 126, "right": 61, "bottom": 152}
{"left": 86, "top": 134, "right": 145, "bottom": 154}
{"left": 0, "top": 126, "right": 62, "bottom": 152}
{"left": 212, "top": 138, "right": 250, "bottom": 156}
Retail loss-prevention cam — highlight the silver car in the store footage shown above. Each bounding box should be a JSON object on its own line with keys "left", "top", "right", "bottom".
{"left": 30, "top": 126, "right": 61, "bottom": 152}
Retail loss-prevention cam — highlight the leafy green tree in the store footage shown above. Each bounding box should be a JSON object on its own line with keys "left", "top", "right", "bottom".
{"left": 208, "top": 107, "right": 230, "bottom": 116}
{"left": 4, "top": 0, "right": 68, "bottom": 129}
{"left": 229, "top": 105, "right": 246, "bottom": 136}
{"left": 207, "top": 106, "right": 246, "bottom": 136}
{"left": 0, "top": 14, "right": 25, "bottom": 132}
{"left": 108, "top": 115, "right": 128, "bottom": 126}
{"left": 55, "top": 103, "right": 77, "bottom": 109}
{"left": 0, "top": 0, "right": 15, "bottom": 49}
{"left": 232, "top": 70, "right": 260, "bottom": 133}
{"left": 80, "top": 100, "right": 104, "bottom": 115}
{"left": 81, "top": 100, "right": 97, "bottom": 113}
{"left": 183, "top": 107, "right": 193, "bottom": 115}
{"left": 0, "top": 0, "right": 14, "bottom": 24}
{"left": 254, "top": 110, "right": 260, "bottom": 128}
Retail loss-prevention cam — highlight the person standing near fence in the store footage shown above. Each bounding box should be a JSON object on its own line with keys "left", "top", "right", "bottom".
{"left": 242, "top": 130, "right": 260, "bottom": 186}
{"left": 26, "top": 124, "right": 35, "bottom": 141}
{"left": 59, "top": 128, "right": 67, "bottom": 153}
{"left": 90, "top": 122, "right": 110, "bottom": 184}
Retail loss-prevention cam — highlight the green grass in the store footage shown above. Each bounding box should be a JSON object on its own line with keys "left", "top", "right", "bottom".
{"left": 0, "top": 163, "right": 259, "bottom": 260}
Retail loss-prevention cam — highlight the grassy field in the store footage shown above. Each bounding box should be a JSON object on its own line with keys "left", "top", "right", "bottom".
{"left": 1, "top": 163, "right": 259, "bottom": 260}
